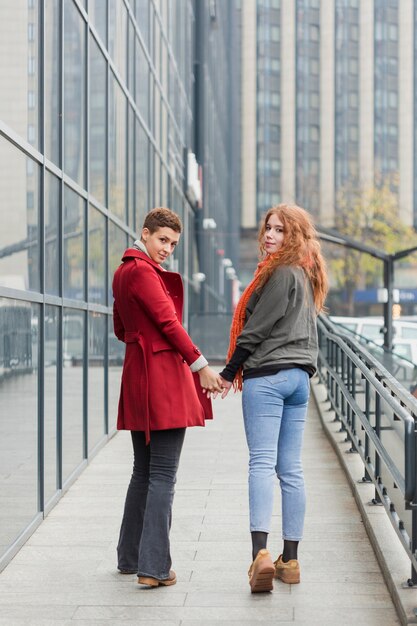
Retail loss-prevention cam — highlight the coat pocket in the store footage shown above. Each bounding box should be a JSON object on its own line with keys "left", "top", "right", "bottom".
{"left": 152, "top": 339, "right": 175, "bottom": 353}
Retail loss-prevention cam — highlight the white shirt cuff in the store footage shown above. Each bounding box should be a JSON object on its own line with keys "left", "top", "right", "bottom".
{"left": 190, "top": 355, "right": 208, "bottom": 372}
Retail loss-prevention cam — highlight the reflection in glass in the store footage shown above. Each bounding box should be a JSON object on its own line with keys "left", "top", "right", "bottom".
{"left": 108, "top": 318, "right": 124, "bottom": 433}
{"left": 44, "top": 305, "right": 58, "bottom": 502}
{"left": 88, "top": 313, "right": 105, "bottom": 452}
{"left": 134, "top": 0, "right": 149, "bottom": 46}
{"left": 108, "top": 222, "right": 127, "bottom": 302}
{"left": 0, "top": 299, "right": 39, "bottom": 552}
{"left": 89, "top": 0, "right": 107, "bottom": 45}
{"left": 135, "top": 37, "right": 150, "bottom": 125}
{"left": 128, "top": 107, "right": 135, "bottom": 229}
{"left": 45, "top": 0, "right": 60, "bottom": 164}
{"left": 108, "top": 0, "right": 127, "bottom": 84}
{"left": 62, "top": 308, "right": 84, "bottom": 481}
{"left": 109, "top": 73, "right": 127, "bottom": 219}
{"left": 0, "top": 1, "right": 39, "bottom": 148}
{"left": 64, "top": 0, "right": 85, "bottom": 185}
{"left": 136, "top": 123, "right": 149, "bottom": 227}
{"left": 64, "top": 186, "right": 85, "bottom": 300}
{"left": 88, "top": 206, "right": 105, "bottom": 304}
{"left": 0, "top": 138, "right": 40, "bottom": 292}
{"left": 89, "top": 36, "right": 107, "bottom": 206}
{"left": 45, "top": 172, "right": 60, "bottom": 295}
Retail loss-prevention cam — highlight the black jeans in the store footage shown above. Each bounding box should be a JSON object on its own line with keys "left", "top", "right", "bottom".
{"left": 117, "top": 428, "right": 186, "bottom": 579}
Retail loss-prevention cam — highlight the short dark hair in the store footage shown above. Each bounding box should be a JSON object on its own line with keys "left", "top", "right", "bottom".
{"left": 143, "top": 207, "right": 182, "bottom": 234}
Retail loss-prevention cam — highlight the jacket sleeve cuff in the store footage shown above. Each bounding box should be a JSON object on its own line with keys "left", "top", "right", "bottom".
{"left": 190, "top": 355, "right": 209, "bottom": 372}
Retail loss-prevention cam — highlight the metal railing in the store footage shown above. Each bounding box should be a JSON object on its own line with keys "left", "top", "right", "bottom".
{"left": 317, "top": 315, "right": 417, "bottom": 584}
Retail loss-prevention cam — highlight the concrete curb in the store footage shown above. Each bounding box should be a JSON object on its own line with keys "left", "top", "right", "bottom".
{"left": 311, "top": 378, "right": 417, "bottom": 626}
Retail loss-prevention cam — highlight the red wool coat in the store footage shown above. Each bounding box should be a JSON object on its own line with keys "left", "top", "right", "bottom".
{"left": 112, "top": 248, "right": 213, "bottom": 442}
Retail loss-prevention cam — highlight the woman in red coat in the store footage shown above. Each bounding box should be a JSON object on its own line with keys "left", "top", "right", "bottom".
{"left": 113, "top": 207, "right": 222, "bottom": 587}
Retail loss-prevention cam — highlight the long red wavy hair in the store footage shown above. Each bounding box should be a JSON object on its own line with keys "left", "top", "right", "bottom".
{"left": 226, "top": 204, "right": 328, "bottom": 390}
{"left": 257, "top": 204, "right": 328, "bottom": 312}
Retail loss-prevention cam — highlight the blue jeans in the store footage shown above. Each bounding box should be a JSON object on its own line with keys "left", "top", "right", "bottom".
{"left": 242, "top": 368, "right": 310, "bottom": 541}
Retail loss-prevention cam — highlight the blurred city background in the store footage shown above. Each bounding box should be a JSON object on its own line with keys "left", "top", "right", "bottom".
{"left": 1, "top": 0, "right": 417, "bottom": 585}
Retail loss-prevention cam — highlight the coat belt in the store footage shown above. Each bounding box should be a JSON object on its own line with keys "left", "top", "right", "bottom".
{"left": 124, "top": 331, "right": 150, "bottom": 444}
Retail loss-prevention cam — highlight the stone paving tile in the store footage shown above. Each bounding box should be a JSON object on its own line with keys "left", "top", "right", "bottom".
{"left": 0, "top": 388, "right": 402, "bottom": 625}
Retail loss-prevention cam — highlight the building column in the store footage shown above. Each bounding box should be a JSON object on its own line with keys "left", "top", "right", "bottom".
{"left": 241, "top": 0, "right": 257, "bottom": 229}
{"left": 320, "top": 0, "right": 335, "bottom": 226}
{"left": 359, "top": 0, "right": 374, "bottom": 191}
{"left": 280, "top": 0, "right": 296, "bottom": 204}
{"left": 399, "top": 0, "right": 414, "bottom": 226}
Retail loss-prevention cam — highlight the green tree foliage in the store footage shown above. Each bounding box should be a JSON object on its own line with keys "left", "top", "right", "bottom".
{"left": 328, "top": 183, "right": 417, "bottom": 314}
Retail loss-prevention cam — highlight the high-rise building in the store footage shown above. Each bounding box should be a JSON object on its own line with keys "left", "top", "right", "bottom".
{"left": 241, "top": 0, "right": 415, "bottom": 283}
{"left": 0, "top": 0, "right": 240, "bottom": 570}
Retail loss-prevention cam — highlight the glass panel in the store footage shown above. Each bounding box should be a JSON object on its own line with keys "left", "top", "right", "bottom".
{"left": 108, "top": 0, "right": 127, "bottom": 84}
{"left": 134, "top": 0, "right": 149, "bottom": 47}
{"left": 64, "top": 0, "right": 86, "bottom": 186}
{"left": 127, "top": 107, "right": 135, "bottom": 229}
{"left": 63, "top": 186, "right": 85, "bottom": 300}
{"left": 135, "top": 37, "right": 149, "bottom": 125}
{"left": 136, "top": 123, "right": 149, "bottom": 226}
{"left": 0, "top": 1, "right": 40, "bottom": 148}
{"left": 108, "top": 222, "right": 127, "bottom": 303}
{"left": 89, "top": 0, "right": 107, "bottom": 46}
{"left": 0, "top": 138, "right": 40, "bottom": 292}
{"left": 45, "top": 0, "right": 60, "bottom": 164}
{"left": 62, "top": 308, "right": 84, "bottom": 481}
{"left": 89, "top": 35, "right": 107, "bottom": 206}
{"left": 88, "top": 312, "right": 105, "bottom": 452}
{"left": 109, "top": 72, "right": 127, "bottom": 219}
{"left": 0, "top": 299, "right": 39, "bottom": 552}
{"left": 44, "top": 305, "right": 59, "bottom": 502}
{"left": 108, "top": 315, "right": 124, "bottom": 433}
{"left": 45, "top": 171, "right": 60, "bottom": 295}
{"left": 88, "top": 206, "right": 105, "bottom": 304}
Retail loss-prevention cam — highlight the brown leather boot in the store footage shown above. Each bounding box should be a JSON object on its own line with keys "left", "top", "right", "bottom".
{"left": 248, "top": 549, "right": 275, "bottom": 593}
{"left": 274, "top": 554, "right": 300, "bottom": 584}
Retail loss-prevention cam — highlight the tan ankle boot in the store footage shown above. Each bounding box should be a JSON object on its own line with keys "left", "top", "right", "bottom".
{"left": 248, "top": 549, "right": 275, "bottom": 593}
{"left": 274, "top": 554, "right": 300, "bottom": 584}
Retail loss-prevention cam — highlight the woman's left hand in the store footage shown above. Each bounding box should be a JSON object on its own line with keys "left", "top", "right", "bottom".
{"left": 219, "top": 376, "right": 233, "bottom": 399}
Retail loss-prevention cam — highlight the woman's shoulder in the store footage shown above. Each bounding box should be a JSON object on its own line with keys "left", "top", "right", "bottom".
{"left": 270, "top": 264, "right": 303, "bottom": 281}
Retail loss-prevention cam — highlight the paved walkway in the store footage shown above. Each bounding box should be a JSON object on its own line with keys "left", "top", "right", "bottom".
{"left": 0, "top": 387, "right": 400, "bottom": 625}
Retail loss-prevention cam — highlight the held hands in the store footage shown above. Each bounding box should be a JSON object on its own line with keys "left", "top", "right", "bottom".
{"left": 198, "top": 366, "right": 223, "bottom": 398}
{"left": 218, "top": 375, "right": 232, "bottom": 399}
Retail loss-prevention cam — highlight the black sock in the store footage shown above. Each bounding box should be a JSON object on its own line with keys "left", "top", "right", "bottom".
{"left": 282, "top": 539, "right": 298, "bottom": 562}
{"left": 251, "top": 531, "right": 268, "bottom": 561}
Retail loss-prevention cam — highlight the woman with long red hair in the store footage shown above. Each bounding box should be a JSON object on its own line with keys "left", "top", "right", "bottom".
{"left": 219, "top": 204, "right": 328, "bottom": 593}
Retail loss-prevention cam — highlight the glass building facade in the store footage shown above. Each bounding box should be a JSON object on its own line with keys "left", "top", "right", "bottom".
{"left": 0, "top": 0, "right": 240, "bottom": 569}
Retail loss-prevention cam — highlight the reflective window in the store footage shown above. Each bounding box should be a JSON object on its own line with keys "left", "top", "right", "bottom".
{"left": 64, "top": 0, "right": 86, "bottom": 186}
{"left": 0, "top": 299, "right": 39, "bottom": 550}
{"left": 109, "top": 73, "right": 127, "bottom": 219}
{"left": 45, "top": 0, "right": 60, "bottom": 164}
{"left": 44, "top": 305, "right": 59, "bottom": 502}
{"left": 88, "top": 312, "right": 106, "bottom": 452}
{"left": 109, "top": 0, "right": 127, "bottom": 85}
{"left": 0, "top": 138, "right": 40, "bottom": 292}
{"left": 108, "top": 222, "right": 127, "bottom": 302}
{"left": 62, "top": 308, "right": 84, "bottom": 481}
{"left": 134, "top": 0, "right": 149, "bottom": 46}
{"left": 89, "top": 35, "right": 107, "bottom": 206}
{"left": 135, "top": 37, "right": 150, "bottom": 125}
{"left": 88, "top": 206, "right": 106, "bottom": 304}
{"left": 127, "top": 107, "right": 135, "bottom": 229}
{"left": 89, "top": 0, "right": 107, "bottom": 45}
{"left": 63, "top": 186, "right": 85, "bottom": 300}
{"left": 0, "top": 1, "right": 40, "bottom": 148}
{"left": 45, "top": 172, "right": 60, "bottom": 295}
